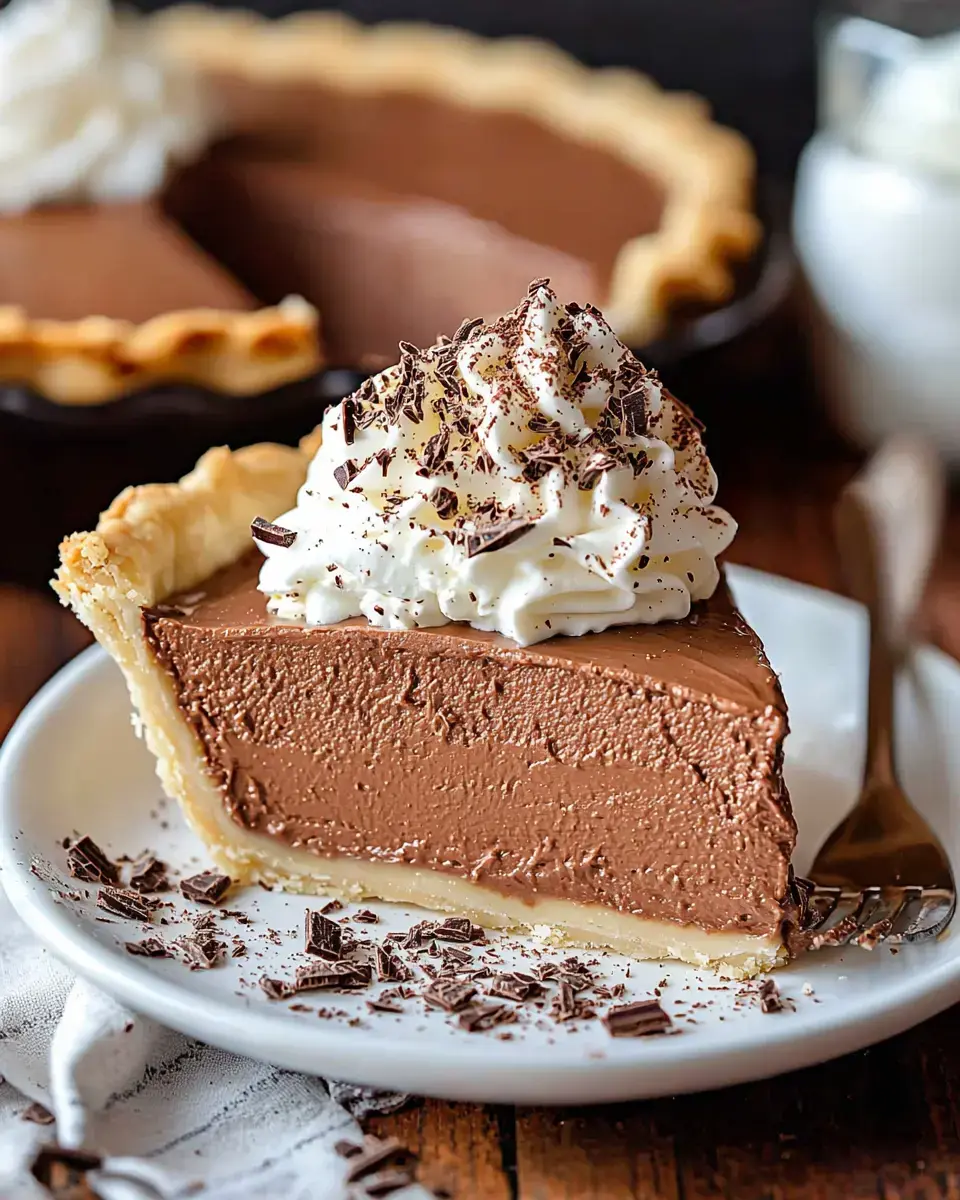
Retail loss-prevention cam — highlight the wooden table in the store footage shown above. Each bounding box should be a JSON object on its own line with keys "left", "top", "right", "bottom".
{"left": 4, "top": 430, "right": 960, "bottom": 1199}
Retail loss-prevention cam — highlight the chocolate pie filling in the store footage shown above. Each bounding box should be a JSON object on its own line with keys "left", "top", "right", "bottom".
{"left": 142, "top": 552, "right": 795, "bottom": 937}
{"left": 167, "top": 83, "right": 667, "bottom": 365}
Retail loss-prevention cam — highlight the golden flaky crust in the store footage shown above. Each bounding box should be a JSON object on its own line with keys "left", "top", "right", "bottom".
{"left": 150, "top": 6, "right": 761, "bottom": 347}
{"left": 0, "top": 297, "right": 321, "bottom": 406}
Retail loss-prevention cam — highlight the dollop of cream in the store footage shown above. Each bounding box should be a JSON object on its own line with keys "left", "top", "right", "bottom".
{"left": 258, "top": 282, "right": 735, "bottom": 647}
{"left": 0, "top": 0, "right": 213, "bottom": 213}
{"left": 858, "top": 31, "right": 960, "bottom": 182}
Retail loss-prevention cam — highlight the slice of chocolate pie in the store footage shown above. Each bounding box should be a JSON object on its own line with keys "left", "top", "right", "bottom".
{"left": 55, "top": 283, "right": 795, "bottom": 977}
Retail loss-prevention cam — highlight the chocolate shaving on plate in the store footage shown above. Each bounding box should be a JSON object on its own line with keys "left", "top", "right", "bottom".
{"left": 259, "top": 976, "right": 295, "bottom": 1001}
{"left": 432, "top": 916, "right": 479, "bottom": 943}
{"left": 458, "top": 1003, "right": 518, "bottom": 1033}
{"left": 305, "top": 910, "right": 344, "bottom": 960}
{"left": 65, "top": 835, "right": 118, "bottom": 885}
{"left": 354, "top": 909, "right": 379, "bottom": 924}
{"left": 320, "top": 898, "right": 343, "bottom": 914}
{"left": 176, "top": 935, "right": 225, "bottom": 971}
{"left": 602, "top": 999, "right": 672, "bottom": 1037}
{"left": 124, "top": 937, "right": 171, "bottom": 959}
{"left": 295, "top": 961, "right": 371, "bottom": 992}
{"left": 367, "top": 997, "right": 405, "bottom": 1014}
{"left": 464, "top": 518, "right": 533, "bottom": 559}
{"left": 97, "top": 887, "right": 152, "bottom": 923}
{"left": 488, "top": 973, "right": 543, "bottom": 1003}
{"left": 128, "top": 854, "right": 168, "bottom": 894}
{"left": 422, "top": 978, "right": 477, "bottom": 1013}
{"left": 180, "top": 871, "right": 232, "bottom": 905}
{"left": 250, "top": 516, "right": 296, "bottom": 548}
{"left": 375, "top": 945, "right": 412, "bottom": 983}
{"left": 758, "top": 979, "right": 784, "bottom": 1013}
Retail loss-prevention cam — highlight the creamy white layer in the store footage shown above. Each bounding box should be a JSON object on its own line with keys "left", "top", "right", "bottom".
{"left": 259, "top": 283, "right": 735, "bottom": 646}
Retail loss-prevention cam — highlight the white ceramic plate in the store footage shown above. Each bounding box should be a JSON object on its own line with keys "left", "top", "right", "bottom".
{"left": 2, "top": 566, "right": 960, "bottom": 1106}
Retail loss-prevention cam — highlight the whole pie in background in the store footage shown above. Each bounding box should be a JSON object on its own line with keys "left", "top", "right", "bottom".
{"left": 0, "top": 0, "right": 760, "bottom": 416}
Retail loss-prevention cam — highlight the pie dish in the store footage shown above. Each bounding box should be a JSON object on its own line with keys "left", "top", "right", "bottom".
{"left": 152, "top": 5, "right": 761, "bottom": 367}
{"left": 54, "top": 283, "right": 796, "bottom": 978}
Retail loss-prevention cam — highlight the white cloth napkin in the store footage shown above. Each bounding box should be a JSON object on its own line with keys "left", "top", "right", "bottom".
{"left": 0, "top": 887, "right": 421, "bottom": 1200}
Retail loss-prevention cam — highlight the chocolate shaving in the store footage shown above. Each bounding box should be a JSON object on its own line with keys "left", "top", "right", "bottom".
{"left": 758, "top": 979, "right": 783, "bottom": 1013}
{"left": 333, "top": 459, "right": 360, "bottom": 490}
{"left": 97, "top": 887, "right": 152, "bottom": 923}
{"left": 373, "top": 447, "right": 394, "bottom": 476}
{"left": 458, "top": 1003, "right": 518, "bottom": 1033}
{"left": 578, "top": 451, "right": 619, "bottom": 490}
{"left": 65, "top": 836, "right": 118, "bottom": 885}
{"left": 453, "top": 316, "right": 483, "bottom": 343}
{"left": 250, "top": 516, "right": 296, "bottom": 549}
{"left": 128, "top": 855, "right": 168, "bottom": 894}
{"left": 295, "top": 961, "right": 371, "bottom": 992}
{"left": 259, "top": 976, "right": 295, "bottom": 1001}
{"left": 464, "top": 519, "right": 533, "bottom": 559}
{"left": 418, "top": 429, "right": 449, "bottom": 475}
{"left": 375, "top": 945, "right": 413, "bottom": 983}
{"left": 488, "top": 973, "right": 543, "bottom": 1003}
{"left": 21, "top": 1102, "right": 55, "bottom": 1125}
{"left": 367, "top": 997, "right": 405, "bottom": 1014}
{"left": 422, "top": 978, "right": 477, "bottom": 1013}
{"left": 432, "top": 487, "right": 458, "bottom": 520}
{"left": 176, "top": 935, "right": 225, "bottom": 971}
{"left": 620, "top": 389, "right": 648, "bottom": 438}
{"left": 433, "top": 916, "right": 482, "bottom": 943}
{"left": 527, "top": 277, "right": 550, "bottom": 294}
{"left": 180, "top": 872, "right": 232, "bottom": 905}
{"left": 305, "top": 910, "right": 344, "bottom": 960}
{"left": 124, "top": 937, "right": 171, "bottom": 958}
{"left": 602, "top": 999, "right": 672, "bottom": 1037}
{"left": 340, "top": 397, "right": 357, "bottom": 445}
{"left": 401, "top": 920, "right": 437, "bottom": 949}
{"left": 354, "top": 909, "right": 379, "bottom": 924}
{"left": 320, "top": 898, "right": 343, "bottom": 914}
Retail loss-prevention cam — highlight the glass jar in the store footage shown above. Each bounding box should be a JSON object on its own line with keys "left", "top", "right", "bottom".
{"left": 793, "top": 2, "right": 960, "bottom": 461}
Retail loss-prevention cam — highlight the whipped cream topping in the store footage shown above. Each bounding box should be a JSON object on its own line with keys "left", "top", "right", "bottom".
{"left": 258, "top": 282, "right": 735, "bottom": 646}
{"left": 858, "top": 31, "right": 960, "bottom": 182}
{"left": 0, "top": 0, "right": 213, "bottom": 213}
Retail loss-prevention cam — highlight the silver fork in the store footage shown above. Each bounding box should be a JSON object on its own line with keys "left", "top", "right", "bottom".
{"left": 787, "top": 436, "right": 955, "bottom": 953}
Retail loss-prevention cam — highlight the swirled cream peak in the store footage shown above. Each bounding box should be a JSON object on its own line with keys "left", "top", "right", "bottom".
{"left": 0, "top": 0, "right": 213, "bottom": 213}
{"left": 258, "top": 282, "right": 736, "bottom": 646}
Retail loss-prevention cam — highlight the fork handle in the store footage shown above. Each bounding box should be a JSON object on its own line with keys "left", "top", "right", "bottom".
{"left": 834, "top": 437, "right": 945, "bottom": 788}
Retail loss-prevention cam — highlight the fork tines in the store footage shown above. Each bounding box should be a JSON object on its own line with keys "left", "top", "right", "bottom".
{"left": 787, "top": 877, "right": 956, "bottom": 952}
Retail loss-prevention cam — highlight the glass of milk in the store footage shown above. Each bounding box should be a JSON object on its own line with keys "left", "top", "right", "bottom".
{"left": 793, "top": 4, "right": 960, "bottom": 462}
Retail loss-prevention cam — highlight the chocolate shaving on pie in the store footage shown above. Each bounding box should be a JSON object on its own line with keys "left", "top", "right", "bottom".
{"left": 21, "top": 1102, "right": 55, "bottom": 1125}
{"left": 305, "top": 910, "right": 344, "bottom": 960}
{"left": 65, "top": 836, "right": 118, "bottom": 884}
{"left": 250, "top": 516, "right": 297, "bottom": 549}
{"left": 432, "top": 487, "right": 458, "bottom": 520}
{"left": 333, "top": 460, "right": 360, "bottom": 490}
{"left": 578, "top": 451, "right": 618, "bottom": 490}
{"left": 259, "top": 976, "right": 295, "bottom": 1001}
{"left": 418, "top": 429, "right": 449, "bottom": 475}
{"left": 453, "top": 316, "right": 483, "bottom": 343}
{"left": 124, "top": 937, "right": 171, "bottom": 958}
{"left": 602, "top": 999, "right": 672, "bottom": 1037}
{"left": 464, "top": 519, "right": 533, "bottom": 559}
{"left": 620, "top": 389, "right": 648, "bottom": 438}
{"left": 180, "top": 871, "right": 232, "bottom": 905}
{"left": 758, "top": 979, "right": 783, "bottom": 1013}
{"left": 340, "top": 397, "right": 357, "bottom": 446}
{"left": 375, "top": 945, "right": 413, "bottom": 983}
{"left": 295, "top": 961, "right": 372, "bottom": 992}
{"left": 97, "top": 887, "right": 152, "bottom": 922}
{"left": 128, "top": 855, "right": 168, "bottom": 894}
{"left": 422, "top": 978, "right": 477, "bottom": 1013}
{"left": 176, "top": 934, "right": 225, "bottom": 971}
{"left": 458, "top": 1003, "right": 518, "bottom": 1033}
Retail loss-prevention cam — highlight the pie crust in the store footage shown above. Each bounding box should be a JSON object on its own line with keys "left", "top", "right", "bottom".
{"left": 150, "top": 6, "right": 762, "bottom": 348}
{"left": 54, "top": 430, "right": 784, "bottom": 977}
{"left": 0, "top": 296, "right": 320, "bottom": 407}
